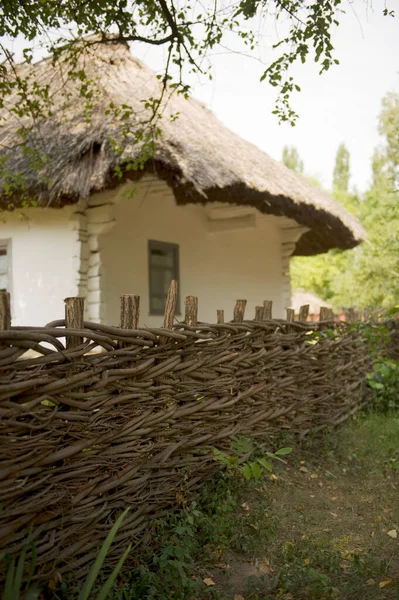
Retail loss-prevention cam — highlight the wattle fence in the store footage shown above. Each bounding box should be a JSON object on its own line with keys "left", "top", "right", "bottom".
{"left": 0, "top": 285, "right": 371, "bottom": 582}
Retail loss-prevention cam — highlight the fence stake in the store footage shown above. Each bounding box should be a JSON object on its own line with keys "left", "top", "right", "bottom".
{"left": 299, "top": 304, "right": 309, "bottom": 322}
{"left": 217, "top": 309, "right": 224, "bottom": 324}
{"left": 120, "top": 295, "right": 140, "bottom": 329}
{"left": 65, "top": 297, "right": 84, "bottom": 349}
{"left": 233, "top": 299, "right": 247, "bottom": 323}
{"left": 263, "top": 300, "right": 273, "bottom": 320}
{"left": 286, "top": 308, "right": 295, "bottom": 322}
{"left": 185, "top": 296, "right": 198, "bottom": 327}
{"left": 162, "top": 280, "right": 178, "bottom": 342}
{"left": 254, "top": 306, "right": 263, "bottom": 320}
{"left": 0, "top": 292, "right": 11, "bottom": 330}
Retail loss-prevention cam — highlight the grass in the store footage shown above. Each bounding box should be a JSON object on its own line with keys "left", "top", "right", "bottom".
{"left": 50, "top": 412, "right": 399, "bottom": 599}
{"left": 207, "top": 412, "right": 399, "bottom": 600}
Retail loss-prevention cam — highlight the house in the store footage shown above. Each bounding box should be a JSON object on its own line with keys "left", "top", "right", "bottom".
{"left": 0, "top": 40, "right": 364, "bottom": 327}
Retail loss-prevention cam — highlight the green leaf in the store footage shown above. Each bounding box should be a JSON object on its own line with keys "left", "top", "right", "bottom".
{"left": 258, "top": 458, "right": 273, "bottom": 472}
{"left": 250, "top": 461, "right": 262, "bottom": 479}
{"left": 242, "top": 464, "right": 252, "bottom": 480}
{"left": 275, "top": 447, "right": 293, "bottom": 456}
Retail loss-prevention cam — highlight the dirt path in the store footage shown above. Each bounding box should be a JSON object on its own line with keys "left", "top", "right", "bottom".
{"left": 208, "top": 414, "right": 399, "bottom": 599}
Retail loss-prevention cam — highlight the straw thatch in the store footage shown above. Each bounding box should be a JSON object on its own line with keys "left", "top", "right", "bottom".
{"left": 0, "top": 40, "right": 364, "bottom": 255}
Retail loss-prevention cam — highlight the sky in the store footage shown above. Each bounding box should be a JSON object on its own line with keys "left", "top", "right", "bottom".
{"left": 135, "top": 2, "right": 399, "bottom": 193}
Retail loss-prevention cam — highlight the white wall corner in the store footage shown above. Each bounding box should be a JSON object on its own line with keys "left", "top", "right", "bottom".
{"left": 280, "top": 223, "right": 309, "bottom": 311}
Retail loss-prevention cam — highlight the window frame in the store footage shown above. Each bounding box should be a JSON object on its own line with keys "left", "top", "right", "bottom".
{"left": 0, "top": 239, "right": 11, "bottom": 295}
{"left": 148, "top": 239, "right": 180, "bottom": 316}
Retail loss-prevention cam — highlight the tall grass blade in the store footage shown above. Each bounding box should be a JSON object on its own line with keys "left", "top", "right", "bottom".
{"left": 27, "top": 544, "right": 37, "bottom": 588}
{"left": 13, "top": 547, "right": 27, "bottom": 596}
{"left": 3, "top": 558, "right": 16, "bottom": 600}
{"left": 77, "top": 508, "right": 129, "bottom": 600}
{"left": 95, "top": 543, "right": 132, "bottom": 600}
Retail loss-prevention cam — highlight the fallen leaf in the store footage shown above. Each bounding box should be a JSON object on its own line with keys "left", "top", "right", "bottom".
{"left": 281, "top": 594, "right": 294, "bottom": 600}
{"left": 330, "top": 512, "right": 338, "bottom": 518}
{"left": 379, "top": 579, "right": 391, "bottom": 588}
{"left": 383, "top": 507, "right": 392, "bottom": 514}
{"left": 330, "top": 496, "right": 338, "bottom": 501}
{"left": 375, "top": 515, "right": 382, "bottom": 523}
{"left": 203, "top": 577, "right": 216, "bottom": 586}
{"left": 366, "top": 578, "right": 375, "bottom": 585}
{"left": 299, "top": 466, "right": 309, "bottom": 473}
{"left": 241, "top": 502, "right": 250, "bottom": 512}
{"left": 310, "top": 494, "right": 315, "bottom": 498}
{"left": 259, "top": 560, "right": 274, "bottom": 574}
{"left": 310, "top": 473, "right": 318, "bottom": 479}
{"left": 233, "top": 596, "right": 245, "bottom": 600}
{"left": 370, "top": 531, "right": 375, "bottom": 537}
{"left": 215, "top": 563, "right": 230, "bottom": 570}
{"left": 270, "top": 473, "right": 278, "bottom": 481}
{"left": 387, "top": 529, "right": 397, "bottom": 539}
{"left": 250, "top": 523, "right": 258, "bottom": 530}
{"left": 300, "top": 460, "right": 306, "bottom": 465}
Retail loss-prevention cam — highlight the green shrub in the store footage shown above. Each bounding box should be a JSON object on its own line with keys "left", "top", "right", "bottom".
{"left": 367, "top": 358, "right": 399, "bottom": 412}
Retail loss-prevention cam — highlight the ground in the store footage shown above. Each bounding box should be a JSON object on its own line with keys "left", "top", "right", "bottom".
{"left": 56, "top": 412, "right": 399, "bottom": 599}
{"left": 203, "top": 413, "right": 399, "bottom": 600}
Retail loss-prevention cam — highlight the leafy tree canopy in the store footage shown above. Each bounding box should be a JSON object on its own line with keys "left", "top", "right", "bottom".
{"left": 282, "top": 145, "right": 304, "bottom": 173}
{"left": 290, "top": 91, "right": 399, "bottom": 311}
{"left": 0, "top": 0, "right": 395, "bottom": 127}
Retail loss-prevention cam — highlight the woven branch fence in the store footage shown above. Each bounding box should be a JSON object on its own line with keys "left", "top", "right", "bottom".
{"left": 0, "top": 284, "right": 371, "bottom": 583}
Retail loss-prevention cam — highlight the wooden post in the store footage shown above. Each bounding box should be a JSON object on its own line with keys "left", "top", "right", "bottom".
{"left": 254, "top": 306, "right": 263, "bottom": 321}
{"left": 0, "top": 292, "right": 11, "bottom": 330}
{"left": 319, "top": 306, "right": 329, "bottom": 322}
{"left": 233, "top": 299, "right": 247, "bottom": 323}
{"left": 120, "top": 294, "right": 140, "bottom": 329}
{"left": 263, "top": 300, "right": 273, "bottom": 320}
{"left": 217, "top": 309, "right": 224, "bottom": 324}
{"left": 286, "top": 308, "right": 295, "bottom": 322}
{"left": 163, "top": 280, "right": 178, "bottom": 331}
{"left": 185, "top": 296, "right": 198, "bottom": 327}
{"left": 65, "top": 297, "right": 84, "bottom": 349}
{"left": 347, "top": 307, "right": 357, "bottom": 323}
{"left": 298, "top": 304, "right": 309, "bottom": 322}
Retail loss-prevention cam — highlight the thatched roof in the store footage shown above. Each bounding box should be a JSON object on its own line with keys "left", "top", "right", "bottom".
{"left": 0, "top": 40, "right": 364, "bottom": 255}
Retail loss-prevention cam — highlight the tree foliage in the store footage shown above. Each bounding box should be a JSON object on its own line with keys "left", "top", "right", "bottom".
{"left": 290, "top": 91, "right": 399, "bottom": 311}
{"left": 0, "top": 1, "right": 395, "bottom": 127}
{"left": 333, "top": 142, "right": 350, "bottom": 193}
{"left": 282, "top": 145, "right": 304, "bottom": 173}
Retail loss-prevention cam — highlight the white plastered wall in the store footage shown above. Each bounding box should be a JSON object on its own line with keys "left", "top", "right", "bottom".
{"left": 0, "top": 176, "right": 307, "bottom": 327}
{"left": 88, "top": 176, "right": 307, "bottom": 326}
{"left": 0, "top": 205, "right": 86, "bottom": 325}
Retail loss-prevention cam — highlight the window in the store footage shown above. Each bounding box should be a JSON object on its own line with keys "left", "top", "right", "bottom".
{"left": 148, "top": 240, "right": 180, "bottom": 315}
{"left": 0, "top": 241, "right": 9, "bottom": 293}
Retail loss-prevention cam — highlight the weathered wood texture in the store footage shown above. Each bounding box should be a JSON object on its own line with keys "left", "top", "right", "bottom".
{"left": 163, "top": 280, "right": 178, "bottom": 330}
{"left": 64, "top": 296, "right": 84, "bottom": 348}
{"left": 217, "top": 309, "right": 224, "bottom": 323}
{"left": 263, "top": 300, "right": 273, "bottom": 320}
{"left": 0, "top": 294, "right": 371, "bottom": 584}
{"left": 120, "top": 294, "right": 140, "bottom": 329}
{"left": 0, "top": 292, "right": 11, "bottom": 331}
{"left": 185, "top": 296, "right": 198, "bottom": 327}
